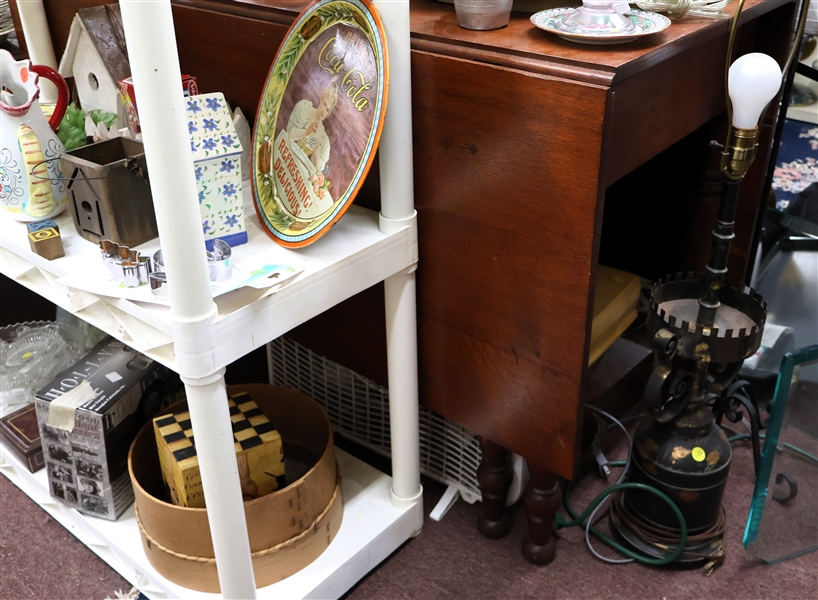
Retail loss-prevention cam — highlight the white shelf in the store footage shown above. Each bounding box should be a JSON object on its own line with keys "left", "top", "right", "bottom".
{"left": 0, "top": 188, "right": 422, "bottom": 597}
{"left": 0, "top": 188, "right": 416, "bottom": 377}
{"left": 1, "top": 443, "right": 423, "bottom": 599}
{"left": 3, "top": 2, "right": 420, "bottom": 595}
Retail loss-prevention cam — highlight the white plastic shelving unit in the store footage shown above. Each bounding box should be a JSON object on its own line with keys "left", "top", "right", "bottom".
{"left": 0, "top": 0, "right": 422, "bottom": 597}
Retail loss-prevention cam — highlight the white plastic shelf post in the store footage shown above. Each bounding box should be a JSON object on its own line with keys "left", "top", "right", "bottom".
{"left": 16, "top": 0, "right": 59, "bottom": 102}
{"left": 118, "top": 1, "right": 256, "bottom": 598}
{"left": 373, "top": 0, "right": 422, "bottom": 509}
